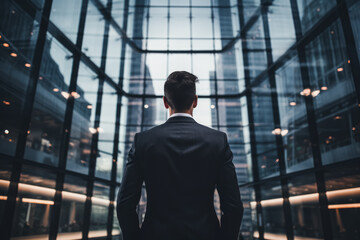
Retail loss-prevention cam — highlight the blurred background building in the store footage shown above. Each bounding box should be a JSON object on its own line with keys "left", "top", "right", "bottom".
{"left": 0, "top": 0, "right": 359, "bottom": 239}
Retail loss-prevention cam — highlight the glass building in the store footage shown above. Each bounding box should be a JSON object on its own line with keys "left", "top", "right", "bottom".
{"left": 0, "top": 0, "right": 359, "bottom": 239}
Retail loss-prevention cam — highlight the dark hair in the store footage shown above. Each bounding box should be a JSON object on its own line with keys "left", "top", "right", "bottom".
{"left": 164, "top": 71, "right": 198, "bottom": 111}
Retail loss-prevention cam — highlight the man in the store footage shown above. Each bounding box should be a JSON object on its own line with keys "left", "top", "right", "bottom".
{"left": 117, "top": 71, "right": 243, "bottom": 240}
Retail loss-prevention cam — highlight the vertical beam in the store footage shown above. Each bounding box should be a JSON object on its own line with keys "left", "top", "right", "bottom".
{"left": 237, "top": 1, "right": 264, "bottom": 239}
{"left": 289, "top": 0, "right": 333, "bottom": 239}
{"left": 260, "top": 1, "right": 294, "bottom": 239}
{"left": 0, "top": 0, "right": 53, "bottom": 239}
{"left": 48, "top": 0, "right": 89, "bottom": 239}
{"left": 82, "top": 0, "right": 110, "bottom": 238}
{"left": 108, "top": 0, "right": 130, "bottom": 237}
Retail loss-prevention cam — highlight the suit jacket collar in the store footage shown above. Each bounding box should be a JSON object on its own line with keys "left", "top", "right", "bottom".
{"left": 166, "top": 116, "right": 197, "bottom": 123}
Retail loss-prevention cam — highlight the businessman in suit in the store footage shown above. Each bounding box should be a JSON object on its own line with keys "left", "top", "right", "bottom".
{"left": 116, "top": 71, "right": 243, "bottom": 240}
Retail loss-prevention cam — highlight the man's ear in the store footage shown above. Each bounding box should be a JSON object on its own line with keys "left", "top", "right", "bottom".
{"left": 163, "top": 96, "right": 169, "bottom": 109}
{"left": 193, "top": 95, "right": 198, "bottom": 109}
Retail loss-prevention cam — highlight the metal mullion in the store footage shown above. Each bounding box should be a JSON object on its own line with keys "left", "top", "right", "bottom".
{"left": 260, "top": 2, "right": 294, "bottom": 239}
{"left": 209, "top": 0, "right": 219, "bottom": 131}
{"left": 82, "top": 0, "right": 111, "bottom": 237}
{"left": 289, "top": 1, "right": 334, "bottom": 239}
{"left": 108, "top": 0, "right": 130, "bottom": 237}
{"left": 48, "top": 0, "right": 90, "bottom": 238}
{"left": 0, "top": 0, "right": 53, "bottom": 239}
{"left": 237, "top": 0, "right": 264, "bottom": 238}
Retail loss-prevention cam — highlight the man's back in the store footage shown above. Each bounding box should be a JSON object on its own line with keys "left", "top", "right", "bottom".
{"left": 117, "top": 116, "right": 243, "bottom": 240}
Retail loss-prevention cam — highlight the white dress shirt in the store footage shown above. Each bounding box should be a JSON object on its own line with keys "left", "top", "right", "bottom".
{"left": 169, "top": 113, "right": 193, "bottom": 118}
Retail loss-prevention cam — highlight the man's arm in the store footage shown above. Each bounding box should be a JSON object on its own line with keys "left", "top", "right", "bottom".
{"left": 217, "top": 133, "right": 244, "bottom": 240}
{"left": 116, "top": 133, "right": 143, "bottom": 240}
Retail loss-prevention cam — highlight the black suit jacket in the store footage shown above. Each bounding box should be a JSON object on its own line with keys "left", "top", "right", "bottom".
{"left": 116, "top": 116, "right": 243, "bottom": 240}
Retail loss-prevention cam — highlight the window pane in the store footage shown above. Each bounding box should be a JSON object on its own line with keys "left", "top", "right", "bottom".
{"left": 105, "top": 26, "right": 122, "bottom": 80}
{"left": 296, "top": 0, "right": 336, "bottom": 33}
{"left": 50, "top": 0, "right": 82, "bottom": 43}
{"left": 58, "top": 175, "right": 87, "bottom": 238}
{"left": 275, "top": 56, "right": 314, "bottom": 173}
{"left": 0, "top": 0, "right": 39, "bottom": 156}
{"left": 348, "top": 0, "right": 360, "bottom": 62}
{"left": 25, "top": 35, "right": 73, "bottom": 166}
{"left": 89, "top": 182, "right": 110, "bottom": 238}
{"left": 67, "top": 62, "right": 98, "bottom": 174}
{"left": 267, "top": 0, "right": 296, "bottom": 61}
{"left": 11, "top": 165, "right": 56, "bottom": 239}
{"left": 305, "top": 19, "right": 360, "bottom": 165}
{"left": 325, "top": 165, "right": 360, "bottom": 239}
{"left": 82, "top": 2, "right": 105, "bottom": 66}
{"left": 96, "top": 83, "right": 117, "bottom": 180}
{"left": 288, "top": 174, "right": 323, "bottom": 239}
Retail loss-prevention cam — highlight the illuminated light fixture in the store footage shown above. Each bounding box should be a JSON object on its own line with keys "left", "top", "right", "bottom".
{"left": 311, "top": 90, "right": 320, "bottom": 97}
{"left": 330, "top": 30, "right": 334, "bottom": 35}
{"left": 337, "top": 67, "right": 343, "bottom": 72}
{"left": 39, "top": 76, "right": 43, "bottom": 80}
{"left": 328, "top": 136, "right": 333, "bottom": 140}
{"left": 87, "top": 105, "right": 92, "bottom": 109}
{"left": 289, "top": 102, "right": 296, "bottom": 106}
{"left": 0, "top": 195, "right": 7, "bottom": 200}
{"left": 348, "top": 60, "right": 351, "bottom": 64}
{"left": 4, "top": 130, "right": 9, "bottom": 134}
{"left": 61, "top": 91, "right": 70, "bottom": 99}
{"left": 321, "top": 86, "right": 328, "bottom": 91}
{"left": 9, "top": 139, "right": 12, "bottom": 142}
{"left": 10, "top": 52, "right": 17, "bottom": 57}
{"left": 261, "top": 165, "right": 266, "bottom": 169}
{"left": 334, "top": 116, "right": 342, "bottom": 120}
{"left": 89, "top": 127, "right": 97, "bottom": 134}
{"left": 353, "top": 127, "right": 356, "bottom": 131}
{"left": 25, "top": 63, "right": 31, "bottom": 68}
{"left": 326, "top": 140, "right": 330, "bottom": 144}
{"left": 210, "top": 104, "right": 215, "bottom": 109}
{"left": 144, "top": 104, "right": 149, "bottom": 109}
{"left": 97, "top": 127, "right": 104, "bottom": 133}
{"left": 71, "top": 91, "right": 80, "bottom": 99}
{"left": 3, "top": 43, "right": 9, "bottom": 47}
{"left": 272, "top": 128, "right": 281, "bottom": 135}
{"left": 22, "top": 198, "right": 54, "bottom": 205}
{"left": 27, "top": 130, "right": 30, "bottom": 134}
{"left": 300, "top": 88, "right": 311, "bottom": 96}
{"left": 328, "top": 203, "right": 360, "bottom": 209}
{"left": 275, "top": 159, "right": 279, "bottom": 163}
{"left": 280, "top": 129, "right": 288, "bottom": 136}
{"left": 53, "top": 88, "right": 59, "bottom": 92}
{"left": 2, "top": 100, "right": 10, "bottom": 105}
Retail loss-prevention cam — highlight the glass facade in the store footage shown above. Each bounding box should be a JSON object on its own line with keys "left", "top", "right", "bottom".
{"left": 0, "top": 0, "right": 359, "bottom": 239}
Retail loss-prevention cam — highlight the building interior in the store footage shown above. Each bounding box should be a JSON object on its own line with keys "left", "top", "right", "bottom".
{"left": 0, "top": 0, "right": 360, "bottom": 239}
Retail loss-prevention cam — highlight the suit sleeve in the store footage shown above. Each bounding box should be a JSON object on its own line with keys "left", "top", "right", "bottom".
{"left": 217, "top": 133, "right": 244, "bottom": 240}
{"left": 116, "top": 133, "right": 143, "bottom": 240}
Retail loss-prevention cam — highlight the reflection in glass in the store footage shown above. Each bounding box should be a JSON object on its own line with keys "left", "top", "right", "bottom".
{"left": 348, "top": 0, "right": 360, "bottom": 62}
{"left": 259, "top": 180, "right": 286, "bottom": 239}
{"left": 275, "top": 56, "right": 313, "bottom": 173}
{"left": 305, "top": 19, "right": 360, "bottom": 165}
{"left": 82, "top": 1, "right": 105, "bottom": 66}
{"left": 297, "top": 0, "right": 336, "bottom": 33}
{"left": 67, "top": 62, "right": 98, "bottom": 174}
{"left": 252, "top": 80, "right": 279, "bottom": 179}
{"left": 11, "top": 165, "right": 56, "bottom": 239}
{"left": 58, "top": 175, "right": 86, "bottom": 237}
{"left": 288, "top": 174, "right": 323, "bottom": 239}
{"left": 89, "top": 182, "right": 110, "bottom": 237}
{"left": 25, "top": 34, "right": 73, "bottom": 166}
{"left": 96, "top": 83, "right": 117, "bottom": 180}
{"left": 325, "top": 165, "right": 360, "bottom": 239}
{"left": 267, "top": 0, "right": 296, "bottom": 61}
{"left": 50, "top": 0, "right": 82, "bottom": 43}
{"left": 0, "top": 0, "right": 39, "bottom": 156}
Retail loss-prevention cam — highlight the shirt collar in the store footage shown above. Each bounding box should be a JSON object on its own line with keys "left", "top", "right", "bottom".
{"left": 169, "top": 113, "right": 193, "bottom": 119}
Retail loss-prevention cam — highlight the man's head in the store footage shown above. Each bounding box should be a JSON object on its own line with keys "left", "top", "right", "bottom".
{"left": 163, "top": 71, "right": 198, "bottom": 114}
